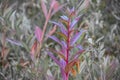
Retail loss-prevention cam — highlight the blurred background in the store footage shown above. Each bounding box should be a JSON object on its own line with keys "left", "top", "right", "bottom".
{"left": 0, "top": 0, "right": 120, "bottom": 80}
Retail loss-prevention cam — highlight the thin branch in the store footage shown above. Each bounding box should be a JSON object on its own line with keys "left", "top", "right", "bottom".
{"left": 0, "top": 72, "right": 7, "bottom": 80}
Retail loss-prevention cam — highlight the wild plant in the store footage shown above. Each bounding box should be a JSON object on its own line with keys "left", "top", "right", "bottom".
{"left": 47, "top": 7, "right": 86, "bottom": 80}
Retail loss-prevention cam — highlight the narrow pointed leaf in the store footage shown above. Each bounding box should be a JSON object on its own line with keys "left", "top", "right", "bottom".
{"left": 35, "top": 26, "right": 43, "bottom": 42}
{"left": 70, "top": 30, "right": 86, "bottom": 46}
{"left": 65, "top": 59, "right": 79, "bottom": 73}
{"left": 47, "top": 51, "right": 62, "bottom": 67}
{"left": 41, "top": 0, "right": 48, "bottom": 19}
{"left": 70, "top": 7, "right": 75, "bottom": 13}
{"left": 69, "top": 7, "right": 75, "bottom": 16}
{"left": 52, "top": 0, "right": 59, "bottom": 12}
{"left": 50, "top": 0, "right": 56, "bottom": 8}
{"left": 71, "top": 68, "right": 77, "bottom": 77}
{"left": 60, "top": 59, "right": 66, "bottom": 79}
{"left": 49, "top": 48, "right": 66, "bottom": 60}
{"left": 61, "top": 41, "right": 67, "bottom": 49}
{"left": 49, "top": 35, "right": 61, "bottom": 45}
{"left": 70, "top": 15, "right": 82, "bottom": 29}
{"left": 60, "top": 58, "right": 66, "bottom": 68}
{"left": 60, "top": 15, "right": 69, "bottom": 21}
{"left": 77, "top": 31, "right": 86, "bottom": 44}
{"left": 46, "top": 25, "right": 57, "bottom": 40}
{"left": 6, "top": 38, "right": 23, "bottom": 47}
{"left": 75, "top": 60, "right": 80, "bottom": 73}
{"left": 51, "top": 3, "right": 67, "bottom": 16}
{"left": 57, "top": 32, "right": 67, "bottom": 41}
{"left": 49, "top": 21, "right": 67, "bottom": 35}
{"left": 60, "top": 68, "right": 66, "bottom": 80}
{"left": 76, "top": 45, "right": 83, "bottom": 50}
{"left": 70, "top": 50, "right": 85, "bottom": 61}
{"left": 30, "top": 40, "right": 37, "bottom": 60}
{"left": 66, "top": 7, "right": 75, "bottom": 16}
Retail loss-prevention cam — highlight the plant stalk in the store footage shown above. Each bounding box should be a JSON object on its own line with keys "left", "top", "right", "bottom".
{"left": 65, "top": 20, "right": 70, "bottom": 80}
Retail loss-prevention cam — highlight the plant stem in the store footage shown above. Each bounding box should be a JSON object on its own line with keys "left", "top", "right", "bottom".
{"left": 66, "top": 20, "right": 70, "bottom": 63}
{"left": 66, "top": 20, "right": 70, "bottom": 80}
{"left": 36, "top": 5, "right": 52, "bottom": 57}
{"left": 66, "top": 73, "right": 69, "bottom": 80}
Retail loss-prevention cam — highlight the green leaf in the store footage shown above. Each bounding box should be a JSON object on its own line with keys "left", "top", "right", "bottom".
{"left": 77, "top": 32, "right": 86, "bottom": 44}
{"left": 56, "top": 32, "right": 67, "bottom": 41}
{"left": 22, "top": 42, "right": 30, "bottom": 52}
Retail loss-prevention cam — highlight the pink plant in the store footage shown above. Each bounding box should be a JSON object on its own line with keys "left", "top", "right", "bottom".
{"left": 31, "top": 0, "right": 66, "bottom": 60}
{"left": 47, "top": 8, "right": 86, "bottom": 80}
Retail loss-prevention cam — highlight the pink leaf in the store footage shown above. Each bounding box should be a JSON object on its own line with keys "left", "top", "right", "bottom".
{"left": 45, "top": 25, "right": 57, "bottom": 40}
{"left": 30, "top": 40, "right": 37, "bottom": 60}
{"left": 51, "top": 3, "right": 67, "bottom": 16}
{"left": 41, "top": 0, "right": 48, "bottom": 19}
{"left": 53, "top": 0, "right": 59, "bottom": 12}
{"left": 48, "top": 25, "right": 56, "bottom": 37}
{"left": 60, "top": 68, "right": 66, "bottom": 80}
{"left": 35, "top": 26, "right": 43, "bottom": 43}
{"left": 50, "top": 0, "right": 56, "bottom": 8}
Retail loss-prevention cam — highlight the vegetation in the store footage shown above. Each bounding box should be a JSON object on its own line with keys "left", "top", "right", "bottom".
{"left": 0, "top": 0, "right": 120, "bottom": 80}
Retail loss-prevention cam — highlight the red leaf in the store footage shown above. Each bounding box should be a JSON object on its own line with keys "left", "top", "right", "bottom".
{"left": 65, "top": 59, "right": 79, "bottom": 73}
{"left": 30, "top": 40, "right": 37, "bottom": 60}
